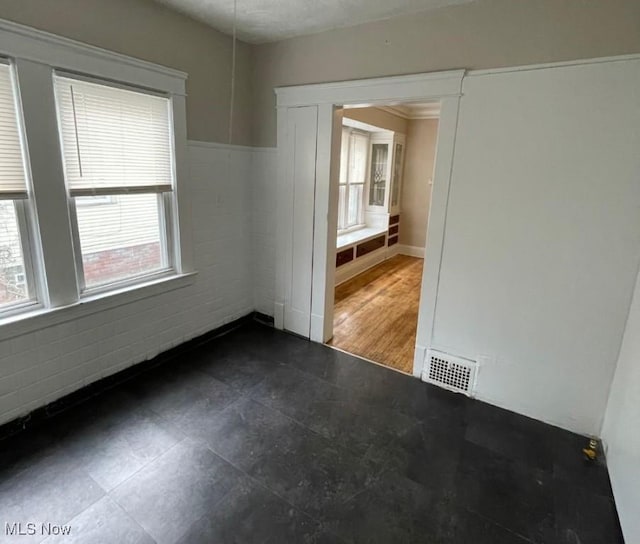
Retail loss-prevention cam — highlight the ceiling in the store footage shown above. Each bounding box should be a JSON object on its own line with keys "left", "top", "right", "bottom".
{"left": 153, "top": 0, "right": 474, "bottom": 44}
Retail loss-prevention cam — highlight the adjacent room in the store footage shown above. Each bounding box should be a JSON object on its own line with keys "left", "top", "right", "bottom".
{"left": 330, "top": 104, "right": 439, "bottom": 374}
{"left": 0, "top": 1, "right": 639, "bottom": 543}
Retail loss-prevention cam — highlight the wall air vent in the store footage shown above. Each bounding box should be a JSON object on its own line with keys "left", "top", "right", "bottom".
{"left": 423, "top": 349, "right": 478, "bottom": 396}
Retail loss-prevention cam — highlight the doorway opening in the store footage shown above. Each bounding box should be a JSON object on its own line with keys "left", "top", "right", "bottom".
{"left": 327, "top": 102, "right": 441, "bottom": 374}
{"left": 273, "top": 69, "right": 462, "bottom": 379}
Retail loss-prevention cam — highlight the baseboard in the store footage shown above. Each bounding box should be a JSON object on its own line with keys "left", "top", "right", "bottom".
{"left": 414, "top": 344, "right": 427, "bottom": 378}
{"left": 253, "top": 312, "right": 275, "bottom": 326}
{"left": 397, "top": 244, "right": 425, "bottom": 258}
{"left": 274, "top": 302, "right": 285, "bottom": 330}
{"left": 0, "top": 311, "right": 269, "bottom": 441}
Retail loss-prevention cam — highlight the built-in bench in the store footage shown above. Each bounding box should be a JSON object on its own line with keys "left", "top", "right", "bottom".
{"left": 335, "top": 225, "right": 395, "bottom": 285}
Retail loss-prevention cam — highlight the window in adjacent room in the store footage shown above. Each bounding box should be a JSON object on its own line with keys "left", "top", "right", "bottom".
{"left": 54, "top": 75, "right": 175, "bottom": 292}
{"left": 0, "top": 61, "right": 37, "bottom": 313}
{"left": 337, "top": 127, "right": 369, "bottom": 232}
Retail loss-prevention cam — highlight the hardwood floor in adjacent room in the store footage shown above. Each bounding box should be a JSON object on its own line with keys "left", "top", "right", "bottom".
{"left": 329, "top": 254, "right": 424, "bottom": 374}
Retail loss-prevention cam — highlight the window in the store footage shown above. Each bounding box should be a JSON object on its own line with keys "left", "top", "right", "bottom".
{"left": 338, "top": 128, "right": 369, "bottom": 232}
{"left": 54, "top": 75, "right": 175, "bottom": 292}
{"left": 0, "top": 62, "right": 36, "bottom": 312}
{"left": 0, "top": 25, "right": 188, "bottom": 325}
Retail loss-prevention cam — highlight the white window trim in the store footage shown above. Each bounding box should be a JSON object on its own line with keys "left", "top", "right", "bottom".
{"left": 0, "top": 18, "right": 193, "bottom": 325}
{"left": 337, "top": 223, "right": 366, "bottom": 236}
{"left": 0, "top": 19, "right": 186, "bottom": 95}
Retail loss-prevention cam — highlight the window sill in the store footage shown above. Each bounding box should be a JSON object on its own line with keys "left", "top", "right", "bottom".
{"left": 336, "top": 226, "right": 387, "bottom": 251}
{"left": 0, "top": 271, "right": 198, "bottom": 342}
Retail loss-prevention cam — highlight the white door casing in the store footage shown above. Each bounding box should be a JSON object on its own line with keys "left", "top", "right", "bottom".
{"left": 274, "top": 70, "right": 464, "bottom": 376}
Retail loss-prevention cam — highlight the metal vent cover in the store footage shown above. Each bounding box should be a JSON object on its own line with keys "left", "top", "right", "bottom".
{"left": 423, "top": 349, "right": 477, "bottom": 396}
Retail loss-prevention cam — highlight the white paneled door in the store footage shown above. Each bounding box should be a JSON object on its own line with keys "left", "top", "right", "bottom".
{"left": 279, "top": 105, "right": 318, "bottom": 337}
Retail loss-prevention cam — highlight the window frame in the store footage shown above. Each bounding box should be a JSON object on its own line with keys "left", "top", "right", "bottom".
{"left": 54, "top": 73, "right": 179, "bottom": 296}
{"left": 0, "top": 18, "right": 192, "bottom": 331}
{"left": 0, "top": 59, "right": 42, "bottom": 317}
{"left": 68, "top": 193, "right": 176, "bottom": 296}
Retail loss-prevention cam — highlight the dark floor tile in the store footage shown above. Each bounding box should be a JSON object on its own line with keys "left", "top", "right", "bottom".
{"left": 0, "top": 323, "right": 625, "bottom": 544}
{"left": 248, "top": 365, "right": 346, "bottom": 424}
{"left": 215, "top": 322, "right": 285, "bottom": 355}
{"left": 126, "top": 366, "right": 239, "bottom": 432}
{"left": 329, "top": 358, "right": 445, "bottom": 422}
{"left": 195, "top": 349, "right": 283, "bottom": 392}
{"left": 246, "top": 422, "right": 381, "bottom": 520}
{"left": 364, "top": 423, "right": 463, "bottom": 494}
{"left": 327, "top": 471, "right": 530, "bottom": 544}
{"left": 42, "top": 496, "right": 154, "bottom": 544}
{"left": 548, "top": 430, "right": 613, "bottom": 498}
{"left": 54, "top": 392, "right": 180, "bottom": 491}
{"left": 419, "top": 384, "right": 469, "bottom": 433}
{"left": 177, "top": 478, "right": 341, "bottom": 544}
{"left": 304, "top": 397, "right": 415, "bottom": 456}
{"left": 232, "top": 325, "right": 313, "bottom": 365}
{"left": 193, "top": 396, "right": 306, "bottom": 471}
{"left": 0, "top": 449, "right": 104, "bottom": 544}
{"left": 0, "top": 425, "right": 61, "bottom": 482}
{"left": 323, "top": 471, "right": 450, "bottom": 544}
{"left": 464, "top": 400, "right": 556, "bottom": 472}
{"left": 434, "top": 507, "right": 533, "bottom": 544}
{"left": 552, "top": 457, "right": 613, "bottom": 500}
{"left": 455, "top": 441, "right": 555, "bottom": 543}
{"left": 111, "top": 439, "right": 241, "bottom": 544}
{"left": 249, "top": 365, "right": 413, "bottom": 456}
{"left": 282, "top": 341, "right": 362, "bottom": 383}
{"left": 551, "top": 482, "right": 624, "bottom": 544}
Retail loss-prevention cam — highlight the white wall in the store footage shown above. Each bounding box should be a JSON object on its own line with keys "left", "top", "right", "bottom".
{"left": 0, "top": 143, "right": 254, "bottom": 425}
{"left": 257, "top": 56, "right": 640, "bottom": 438}
{"left": 431, "top": 58, "right": 640, "bottom": 435}
{"left": 602, "top": 267, "right": 640, "bottom": 544}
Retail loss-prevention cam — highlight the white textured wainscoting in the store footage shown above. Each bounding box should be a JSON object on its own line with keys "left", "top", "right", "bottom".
{"left": 250, "top": 148, "right": 277, "bottom": 316}
{"left": 0, "top": 142, "right": 255, "bottom": 425}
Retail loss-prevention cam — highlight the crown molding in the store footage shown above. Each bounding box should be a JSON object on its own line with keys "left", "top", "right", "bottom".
{"left": 376, "top": 104, "right": 441, "bottom": 120}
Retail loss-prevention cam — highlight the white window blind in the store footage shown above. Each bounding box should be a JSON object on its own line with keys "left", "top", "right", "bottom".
{"left": 338, "top": 127, "right": 369, "bottom": 231}
{"left": 55, "top": 75, "right": 173, "bottom": 197}
{"left": 0, "top": 63, "right": 28, "bottom": 200}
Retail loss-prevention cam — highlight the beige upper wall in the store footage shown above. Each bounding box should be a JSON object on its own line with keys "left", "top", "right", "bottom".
{"left": 343, "top": 107, "right": 408, "bottom": 134}
{"left": 0, "top": 0, "right": 253, "bottom": 145}
{"left": 252, "top": 0, "right": 640, "bottom": 147}
{"left": 400, "top": 118, "right": 438, "bottom": 249}
{"left": 2, "top": 0, "right": 639, "bottom": 147}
